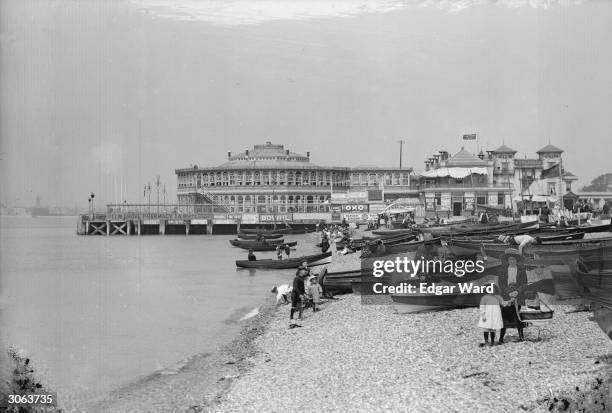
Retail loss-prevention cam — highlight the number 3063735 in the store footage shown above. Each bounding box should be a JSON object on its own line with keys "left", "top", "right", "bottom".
{"left": 6, "top": 393, "right": 56, "bottom": 405}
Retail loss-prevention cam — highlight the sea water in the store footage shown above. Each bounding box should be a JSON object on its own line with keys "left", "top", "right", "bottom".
{"left": 0, "top": 217, "right": 319, "bottom": 408}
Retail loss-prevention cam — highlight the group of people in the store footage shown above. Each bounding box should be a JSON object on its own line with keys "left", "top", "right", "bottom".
{"left": 270, "top": 262, "right": 323, "bottom": 329}
{"left": 478, "top": 249, "right": 534, "bottom": 346}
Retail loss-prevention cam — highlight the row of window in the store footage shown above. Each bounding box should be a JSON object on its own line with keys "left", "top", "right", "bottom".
{"left": 177, "top": 171, "right": 412, "bottom": 188}
{"left": 428, "top": 192, "right": 506, "bottom": 206}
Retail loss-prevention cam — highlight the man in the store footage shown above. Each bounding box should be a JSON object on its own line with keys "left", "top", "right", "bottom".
{"left": 290, "top": 267, "right": 309, "bottom": 328}
{"left": 247, "top": 249, "right": 256, "bottom": 261}
{"left": 497, "top": 234, "right": 542, "bottom": 255}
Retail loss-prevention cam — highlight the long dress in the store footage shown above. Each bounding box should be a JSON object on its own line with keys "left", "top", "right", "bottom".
{"left": 478, "top": 294, "right": 504, "bottom": 331}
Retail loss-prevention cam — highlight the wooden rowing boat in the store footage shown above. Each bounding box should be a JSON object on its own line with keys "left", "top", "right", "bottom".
{"left": 235, "top": 251, "right": 332, "bottom": 269}
{"left": 230, "top": 240, "right": 297, "bottom": 251}
{"left": 449, "top": 236, "right": 612, "bottom": 260}
{"left": 237, "top": 233, "right": 284, "bottom": 240}
{"left": 360, "top": 238, "right": 442, "bottom": 257}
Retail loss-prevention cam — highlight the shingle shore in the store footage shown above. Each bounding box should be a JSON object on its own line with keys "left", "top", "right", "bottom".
{"left": 216, "top": 295, "right": 612, "bottom": 413}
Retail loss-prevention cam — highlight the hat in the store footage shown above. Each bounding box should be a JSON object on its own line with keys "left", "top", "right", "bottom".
{"left": 504, "top": 248, "right": 523, "bottom": 260}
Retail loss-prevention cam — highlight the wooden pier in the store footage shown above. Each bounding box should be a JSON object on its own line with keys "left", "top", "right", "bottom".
{"left": 77, "top": 204, "right": 329, "bottom": 235}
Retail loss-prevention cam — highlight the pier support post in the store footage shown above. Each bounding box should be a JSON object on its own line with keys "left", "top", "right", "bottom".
{"left": 127, "top": 221, "right": 132, "bottom": 235}
{"left": 207, "top": 221, "right": 213, "bottom": 235}
{"left": 159, "top": 220, "right": 165, "bottom": 235}
{"left": 85, "top": 221, "right": 90, "bottom": 235}
{"left": 186, "top": 221, "right": 190, "bottom": 235}
{"left": 137, "top": 220, "right": 141, "bottom": 235}
{"left": 106, "top": 221, "right": 110, "bottom": 236}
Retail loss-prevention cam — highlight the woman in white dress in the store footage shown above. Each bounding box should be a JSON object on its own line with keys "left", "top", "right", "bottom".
{"left": 478, "top": 285, "right": 504, "bottom": 347}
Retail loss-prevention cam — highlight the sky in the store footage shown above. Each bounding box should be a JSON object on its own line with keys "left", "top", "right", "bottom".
{"left": 1, "top": 0, "right": 611, "bottom": 209}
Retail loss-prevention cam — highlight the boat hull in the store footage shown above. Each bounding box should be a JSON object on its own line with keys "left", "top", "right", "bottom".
{"left": 235, "top": 251, "right": 332, "bottom": 269}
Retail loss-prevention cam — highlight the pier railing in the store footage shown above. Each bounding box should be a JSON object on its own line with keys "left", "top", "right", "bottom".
{"left": 99, "top": 202, "right": 332, "bottom": 220}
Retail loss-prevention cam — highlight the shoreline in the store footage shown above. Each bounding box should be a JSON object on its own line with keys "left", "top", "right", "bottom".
{"left": 77, "top": 299, "right": 279, "bottom": 412}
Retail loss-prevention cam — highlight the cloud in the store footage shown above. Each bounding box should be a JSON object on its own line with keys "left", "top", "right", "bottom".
{"left": 129, "top": 0, "right": 585, "bottom": 25}
{"left": 91, "top": 142, "right": 123, "bottom": 173}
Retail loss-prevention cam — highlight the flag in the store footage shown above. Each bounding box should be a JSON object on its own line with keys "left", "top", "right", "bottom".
{"left": 463, "top": 134, "right": 477, "bottom": 140}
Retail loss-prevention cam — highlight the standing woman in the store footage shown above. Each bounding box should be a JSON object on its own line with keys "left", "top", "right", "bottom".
{"left": 498, "top": 249, "right": 528, "bottom": 343}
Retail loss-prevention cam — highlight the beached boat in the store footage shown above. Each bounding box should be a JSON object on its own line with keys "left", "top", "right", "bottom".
{"left": 390, "top": 275, "right": 499, "bottom": 314}
{"left": 230, "top": 240, "right": 297, "bottom": 251}
{"left": 449, "top": 236, "right": 612, "bottom": 260}
{"left": 360, "top": 238, "right": 442, "bottom": 257}
{"left": 371, "top": 228, "right": 414, "bottom": 236}
{"left": 335, "top": 233, "right": 417, "bottom": 251}
{"left": 235, "top": 251, "right": 332, "bottom": 269}
{"left": 237, "top": 233, "right": 284, "bottom": 240}
{"left": 458, "top": 231, "right": 585, "bottom": 243}
{"left": 420, "top": 221, "right": 537, "bottom": 237}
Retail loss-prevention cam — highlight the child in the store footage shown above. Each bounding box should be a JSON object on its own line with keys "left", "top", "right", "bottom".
{"left": 478, "top": 285, "right": 504, "bottom": 347}
{"left": 308, "top": 276, "right": 323, "bottom": 312}
{"left": 276, "top": 244, "right": 283, "bottom": 260}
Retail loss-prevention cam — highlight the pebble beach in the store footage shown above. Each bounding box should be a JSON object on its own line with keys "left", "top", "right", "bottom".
{"left": 215, "top": 294, "right": 612, "bottom": 412}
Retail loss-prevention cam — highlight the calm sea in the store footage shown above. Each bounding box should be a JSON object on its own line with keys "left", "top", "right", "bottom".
{"left": 0, "top": 217, "right": 319, "bottom": 408}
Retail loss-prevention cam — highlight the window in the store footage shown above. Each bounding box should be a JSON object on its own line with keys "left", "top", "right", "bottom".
{"left": 477, "top": 195, "right": 486, "bottom": 206}
{"left": 498, "top": 192, "right": 504, "bottom": 206}
{"left": 548, "top": 183, "right": 557, "bottom": 195}
{"left": 401, "top": 174, "right": 410, "bottom": 186}
{"left": 434, "top": 193, "right": 441, "bottom": 206}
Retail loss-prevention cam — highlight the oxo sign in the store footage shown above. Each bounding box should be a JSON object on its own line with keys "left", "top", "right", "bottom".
{"left": 342, "top": 204, "right": 368, "bottom": 212}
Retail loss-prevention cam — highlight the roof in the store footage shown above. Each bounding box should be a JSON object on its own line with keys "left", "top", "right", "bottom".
{"left": 445, "top": 147, "right": 487, "bottom": 167}
{"left": 536, "top": 144, "right": 563, "bottom": 154}
{"left": 492, "top": 144, "right": 517, "bottom": 154}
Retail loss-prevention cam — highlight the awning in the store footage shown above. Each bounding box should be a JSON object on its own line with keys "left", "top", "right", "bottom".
{"left": 420, "top": 167, "right": 488, "bottom": 179}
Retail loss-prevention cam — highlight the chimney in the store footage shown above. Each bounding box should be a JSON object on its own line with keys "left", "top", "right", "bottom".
{"left": 245, "top": 149, "right": 249, "bottom": 157}
{"left": 307, "top": 151, "right": 310, "bottom": 158}
{"left": 286, "top": 149, "right": 290, "bottom": 155}
{"left": 228, "top": 151, "right": 232, "bottom": 159}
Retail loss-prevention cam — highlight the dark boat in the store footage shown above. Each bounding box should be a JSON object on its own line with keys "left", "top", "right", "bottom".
{"left": 237, "top": 233, "right": 284, "bottom": 240}
{"left": 322, "top": 254, "right": 502, "bottom": 295}
{"left": 230, "top": 238, "right": 285, "bottom": 246}
{"left": 390, "top": 275, "right": 500, "bottom": 313}
{"left": 458, "top": 231, "right": 585, "bottom": 243}
{"left": 319, "top": 268, "right": 371, "bottom": 294}
{"left": 230, "top": 240, "right": 297, "bottom": 251}
{"left": 371, "top": 228, "right": 414, "bottom": 236}
{"left": 360, "top": 237, "right": 442, "bottom": 257}
{"left": 449, "top": 236, "right": 612, "bottom": 260}
{"left": 335, "top": 233, "right": 417, "bottom": 251}
{"left": 420, "top": 221, "right": 537, "bottom": 237}
{"left": 235, "top": 251, "right": 332, "bottom": 269}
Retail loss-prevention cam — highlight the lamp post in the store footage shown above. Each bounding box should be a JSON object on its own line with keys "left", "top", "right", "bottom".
{"left": 88, "top": 197, "right": 92, "bottom": 219}
{"left": 90, "top": 193, "right": 95, "bottom": 218}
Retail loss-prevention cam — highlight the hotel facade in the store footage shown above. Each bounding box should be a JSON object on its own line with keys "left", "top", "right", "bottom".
{"left": 175, "top": 142, "right": 415, "bottom": 216}
{"left": 175, "top": 141, "right": 577, "bottom": 220}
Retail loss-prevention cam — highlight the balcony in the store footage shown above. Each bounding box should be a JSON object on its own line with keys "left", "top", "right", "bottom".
{"left": 419, "top": 182, "right": 514, "bottom": 191}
